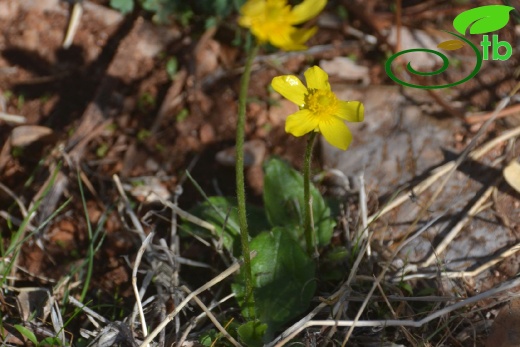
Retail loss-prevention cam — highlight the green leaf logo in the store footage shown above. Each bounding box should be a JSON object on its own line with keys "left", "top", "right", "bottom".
{"left": 453, "top": 5, "right": 514, "bottom": 35}
{"left": 437, "top": 39, "right": 465, "bottom": 50}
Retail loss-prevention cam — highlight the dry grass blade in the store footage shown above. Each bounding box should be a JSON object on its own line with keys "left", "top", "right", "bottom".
{"left": 63, "top": 1, "right": 83, "bottom": 48}
{"left": 150, "top": 192, "right": 217, "bottom": 234}
{"left": 421, "top": 179, "right": 498, "bottom": 267}
{"left": 399, "top": 242, "right": 520, "bottom": 281}
{"left": 176, "top": 293, "right": 236, "bottom": 346}
{"left": 68, "top": 296, "right": 109, "bottom": 325}
{"left": 132, "top": 232, "right": 154, "bottom": 344}
{"left": 0, "top": 182, "right": 29, "bottom": 218}
{"left": 0, "top": 112, "right": 26, "bottom": 124}
{"left": 113, "top": 174, "right": 147, "bottom": 242}
{"left": 181, "top": 286, "right": 242, "bottom": 347}
{"left": 139, "top": 251, "right": 256, "bottom": 347}
{"left": 358, "top": 173, "right": 370, "bottom": 256}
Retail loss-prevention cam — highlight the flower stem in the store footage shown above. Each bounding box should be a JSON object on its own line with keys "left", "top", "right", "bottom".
{"left": 236, "top": 43, "right": 258, "bottom": 319}
{"left": 303, "top": 132, "right": 318, "bottom": 257}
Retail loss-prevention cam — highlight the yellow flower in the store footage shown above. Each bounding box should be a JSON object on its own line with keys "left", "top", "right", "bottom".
{"left": 238, "top": 0, "right": 326, "bottom": 51}
{"left": 271, "top": 66, "right": 364, "bottom": 150}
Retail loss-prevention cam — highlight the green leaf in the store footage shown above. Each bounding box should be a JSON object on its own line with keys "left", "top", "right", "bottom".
{"left": 199, "top": 329, "right": 219, "bottom": 347}
{"left": 453, "top": 5, "right": 514, "bottom": 35}
{"left": 399, "top": 282, "right": 413, "bottom": 295}
{"left": 109, "top": 0, "right": 134, "bottom": 14}
{"left": 182, "top": 197, "right": 269, "bottom": 256}
{"left": 232, "top": 228, "right": 316, "bottom": 339}
{"left": 165, "top": 57, "right": 178, "bottom": 80}
{"left": 263, "top": 157, "right": 335, "bottom": 247}
{"left": 40, "top": 337, "right": 63, "bottom": 346}
{"left": 237, "top": 321, "right": 267, "bottom": 347}
{"left": 14, "top": 325, "right": 38, "bottom": 345}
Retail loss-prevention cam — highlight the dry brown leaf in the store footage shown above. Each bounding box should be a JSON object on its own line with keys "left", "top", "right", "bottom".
{"left": 10, "top": 125, "right": 53, "bottom": 147}
{"left": 504, "top": 160, "right": 520, "bottom": 193}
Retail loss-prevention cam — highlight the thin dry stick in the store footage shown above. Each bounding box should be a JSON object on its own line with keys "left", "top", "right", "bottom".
{"left": 139, "top": 252, "right": 255, "bottom": 347}
{"left": 341, "top": 293, "right": 461, "bottom": 303}
{"left": 177, "top": 293, "right": 236, "bottom": 347}
{"left": 375, "top": 280, "right": 416, "bottom": 345}
{"left": 465, "top": 103, "right": 520, "bottom": 124}
{"left": 0, "top": 182, "right": 28, "bottom": 218}
{"left": 358, "top": 173, "right": 370, "bottom": 256}
{"left": 275, "top": 275, "right": 520, "bottom": 341}
{"left": 366, "top": 124, "right": 520, "bottom": 226}
{"left": 151, "top": 192, "right": 217, "bottom": 234}
{"left": 181, "top": 286, "right": 242, "bottom": 347}
{"left": 113, "top": 174, "right": 147, "bottom": 242}
{"left": 399, "top": 242, "right": 520, "bottom": 281}
{"left": 130, "top": 270, "right": 154, "bottom": 331}
{"left": 133, "top": 232, "right": 154, "bottom": 343}
{"left": 170, "top": 186, "right": 182, "bottom": 338}
{"left": 68, "top": 296, "right": 109, "bottom": 324}
{"left": 177, "top": 319, "right": 198, "bottom": 347}
{"left": 421, "top": 178, "right": 498, "bottom": 267}
{"left": 170, "top": 186, "right": 182, "bottom": 253}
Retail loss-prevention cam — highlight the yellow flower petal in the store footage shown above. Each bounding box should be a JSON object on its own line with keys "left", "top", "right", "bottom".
{"left": 269, "top": 26, "right": 302, "bottom": 51}
{"left": 285, "top": 109, "right": 319, "bottom": 136}
{"left": 238, "top": 0, "right": 323, "bottom": 51}
{"left": 337, "top": 101, "right": 364, "bottom": 122}
{"left": 290, "top": 0, "right": 326, "bottom": 24}
{"left": 304, "top": 66, "right": 330, "bottom": 90}
{"left": 239, "top": 0, "right": 265, "bottom": 26}
{"left": 284, "top": 26, "right": 318, "bottom": 51}
{"left": 319, "top": 117, "right": 353, "bottom": 150}
{"left": 271, "top": 75, "right": 307, "bottom": 106}
{"left": 273, "top": 65, "right": 365, "bottom": 149}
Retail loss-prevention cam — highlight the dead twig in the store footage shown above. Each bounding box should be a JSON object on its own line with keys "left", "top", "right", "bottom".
{"left": 465, "top": 103, "right": 520, "bottom": 125}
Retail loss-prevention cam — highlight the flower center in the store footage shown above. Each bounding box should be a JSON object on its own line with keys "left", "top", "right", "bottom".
{"left": 305, "top": 89, "right": 338, "bottom": 118}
